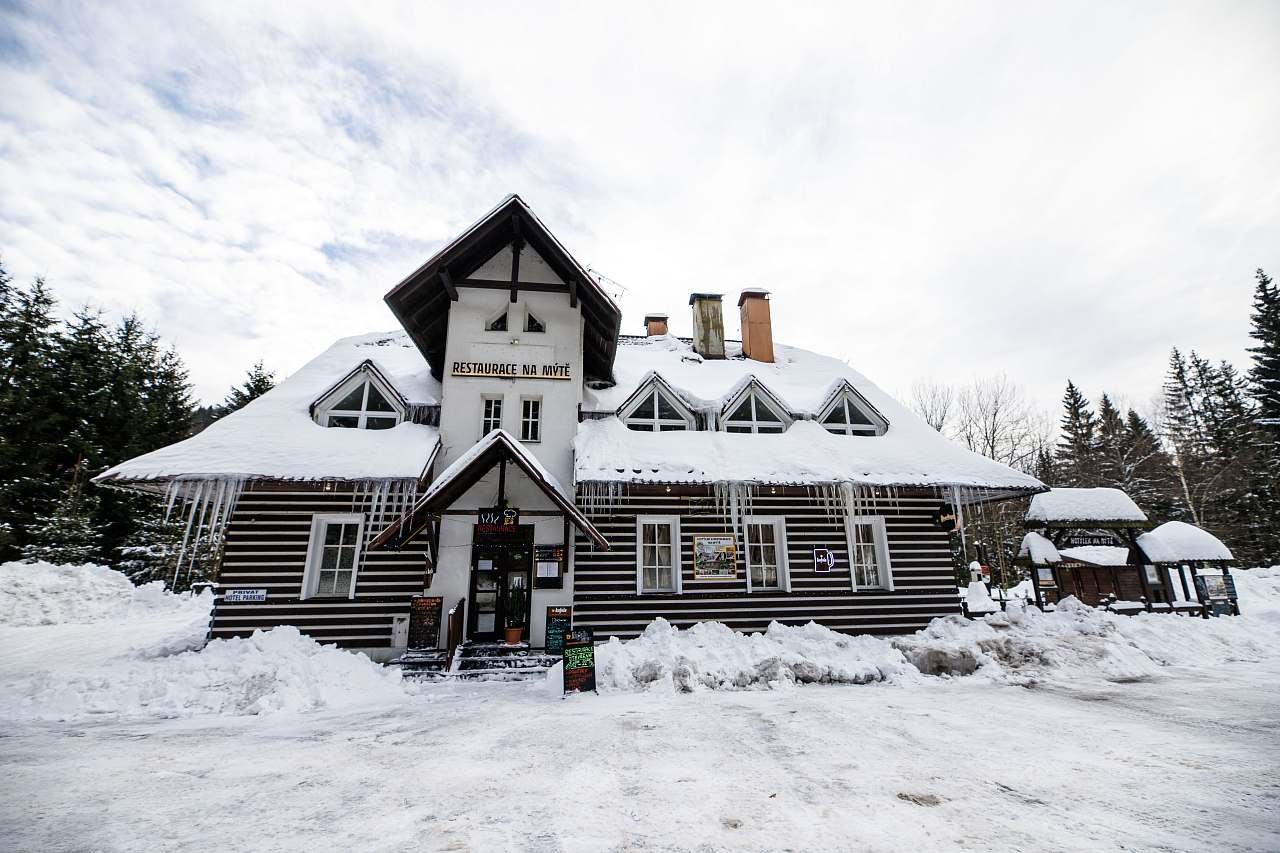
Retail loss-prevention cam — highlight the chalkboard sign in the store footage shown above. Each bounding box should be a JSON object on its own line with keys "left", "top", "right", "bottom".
{"left": 545, "top": 605, "right": 572, "bottom": 653}
{"left": 562, "top": 627, "right": 596, "bottom": 695}
{"left": 408, "top": 596, "right": 443, "bottom": 649}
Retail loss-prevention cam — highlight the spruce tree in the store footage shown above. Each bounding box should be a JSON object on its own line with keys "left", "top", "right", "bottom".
{"left": 1055, "top": 380, "right": 1098, "bottom": 486}
{"left": 1095, "top": 394, "right": 1126, "bottom": 488}
{"left": 216, "top": 360, "right": 275, "bottom": 418}
{"left": 21, "top": 463, "right": 105, "bottom": 565}
{"left": 1247, "top": 268, "right": 1280, "bottom": 434}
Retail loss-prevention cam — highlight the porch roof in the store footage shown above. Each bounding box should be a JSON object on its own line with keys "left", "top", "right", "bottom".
{"left": 370, "top": 429, "right": 609, "bottom": 551}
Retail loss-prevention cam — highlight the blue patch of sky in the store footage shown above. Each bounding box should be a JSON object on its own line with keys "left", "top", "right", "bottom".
{"left": 0, "top": 3, "right": 35, "bottom": 66}
{"left": 145, "top": 70, "right": 241, "bottom": 124}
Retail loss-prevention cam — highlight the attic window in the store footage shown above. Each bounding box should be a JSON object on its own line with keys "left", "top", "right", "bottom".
{"left": 525, "top": 311, "right": 546, "bottom": 333}
{"left": 819, "top": 389, "right": 887, "bottom": 436}
{"left": 621, "top": 385, "right": 694, "bottom": 432}
{"left": 485, "top": 311, "right": 508, "bottom": 332}
{"left": 723, "top": 392, "right": 788, "bottom": 434}
{"left": 317, "top": 370, "right": 404, "bottom": 430}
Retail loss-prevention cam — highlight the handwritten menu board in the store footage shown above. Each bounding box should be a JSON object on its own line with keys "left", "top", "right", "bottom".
{"left": 562, "top": 628, "right": 596, "bottom": 695}
{"left": 545, "top": 605, "right": 572, "bottom": 653}
{"left": 408, "top": 596, "right": 443, "bottom": 649}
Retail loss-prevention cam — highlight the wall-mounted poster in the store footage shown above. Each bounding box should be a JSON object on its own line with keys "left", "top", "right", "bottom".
{"left": 693, "top": 535, "right": 738, "bottom": 578}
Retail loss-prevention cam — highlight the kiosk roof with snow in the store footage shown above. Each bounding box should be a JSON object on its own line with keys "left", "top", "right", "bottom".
{"left": 1137, "top": 521, "right": 1234, "bottom": 564}
{"left": 1025, "top": 488, "right": 1149, "bottom": 528}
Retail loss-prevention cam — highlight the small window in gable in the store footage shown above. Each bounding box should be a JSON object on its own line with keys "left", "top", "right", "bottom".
{"left": 819, "top": 388, "right": 886, "bottom": 436}
{"left": 485, "top": 311, "right": 508, "bottom": 332}
{"left": 524, "top": 311, "right": 546, "bottom": 333}
{"left": 621, "top": 384, "right": 694, "bottom": 432}
{"left": 722, "top": 391, "right": 788, "bottom": 434}
{"left": 317, "top": 368, "right": 405, "bottom": 430}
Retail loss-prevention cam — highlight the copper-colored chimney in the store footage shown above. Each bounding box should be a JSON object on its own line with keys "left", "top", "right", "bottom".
{"left": 644, "top": 313, "right": 668, "bottom": 336}
{"left": 739, "top": 288, "right": 774, "bottom": 363}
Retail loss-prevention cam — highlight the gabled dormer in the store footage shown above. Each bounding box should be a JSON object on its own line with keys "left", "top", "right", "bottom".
{"left": 815, "top": 380, "right": 889, "bottom": 436}
{"left": 311, "top": 360, "right": 408, "bottom": 430}
{"left": 720, "top": 378, "right": 792, "bottom": 434}
{"left": 616, "top": 374, "right": 697, "bottom": 432}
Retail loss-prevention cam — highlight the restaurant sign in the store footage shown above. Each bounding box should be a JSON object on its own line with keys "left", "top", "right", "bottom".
{"left": 452, "top": 361, "right": 572, "bottom": 380}
{"left": 477, "top": 506, "right": 520, "bottom": 537}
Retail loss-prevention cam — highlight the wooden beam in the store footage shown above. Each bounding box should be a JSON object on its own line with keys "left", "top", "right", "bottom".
{"left": 567, "top": 277, "right": 578, "bottom": 308}
{"left": 440, "top": 269, "right": 458, "bottom": 301}
{"left": 510, "top": 239, "right": 523, "bottom": 304}
{"left": 459, "top": 278, "right": 567, "bottom": 292}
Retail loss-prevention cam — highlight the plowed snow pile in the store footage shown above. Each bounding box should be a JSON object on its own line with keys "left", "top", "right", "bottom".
{"left": 0, "top": 561, "right": 414, "bottom": 721}
{"left": 570, "top": 568, "right": 1280, "bottom": 693}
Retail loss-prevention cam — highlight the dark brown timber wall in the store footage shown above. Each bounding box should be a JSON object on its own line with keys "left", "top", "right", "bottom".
{"left": 213, "top": 481, "right": 431, "bottom": 648}
{"left": 572, "top": 488, "right": 960, "bottom": 638}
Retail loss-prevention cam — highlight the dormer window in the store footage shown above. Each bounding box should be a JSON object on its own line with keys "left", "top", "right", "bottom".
{"left": 621, "top": 385, "right": 694, "bottom": 432}
{"left": 485, "top": 311, "right": 508, "bottom": 332}
{"left": 314, "top": 364, "right": 406, "bottom": 430}
{"left": 817, "top": 385, "right": 888, "bottom": 436}
{"left": 722, "top": 390, "right": 789, "bottom": 434}
{"left": 524, "top": 311, "right": 546, "bottom": 333}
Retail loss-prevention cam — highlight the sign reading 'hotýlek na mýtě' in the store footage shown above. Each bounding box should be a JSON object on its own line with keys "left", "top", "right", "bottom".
{"left": 451, "top": 361, "right": 572, "bottom": 380}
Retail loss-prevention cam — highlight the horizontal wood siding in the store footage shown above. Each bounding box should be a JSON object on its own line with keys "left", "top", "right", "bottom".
{"left": 212, "top": 482, "right": 431, "bottom": 647}
{"left": 573, "top": 491, "right": 959, "bottom": 638}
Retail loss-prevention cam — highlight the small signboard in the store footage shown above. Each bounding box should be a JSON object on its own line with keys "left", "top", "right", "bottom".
{"left": 408, "top": 596, "right": 443, "bottom": 649}
{"left": 1062, "top": 533, "right": 1118, "bottom": 548}
{"left": 224, "top": 588, "right": 267, "bottom": 603}
{"left": 545, "top": 605, "right": 572, "bottom": 653}
{"left": 693, "top": 535, "right": 737, "bottom": 578}
{"left": 813, "top": 548, "right": 836, "bottom": 573}
{"left": 933, "top": 504, "right": 958, "bottom": 533}
{"left": 477, "top": 506, "right": 521, "bottom": 538}
{"left": 534, "top": 544, "right": 566, "bottom": 589}
{"left": 562, "top": 628, "right": 596, "bottom": 695}
{"left": 1036, "top": 567, "right": 1056, "bottom": 587}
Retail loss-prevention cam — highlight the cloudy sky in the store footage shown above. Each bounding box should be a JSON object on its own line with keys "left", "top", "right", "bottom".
{"left": 1, "top": 2, "right": 1277, "bottom": 415}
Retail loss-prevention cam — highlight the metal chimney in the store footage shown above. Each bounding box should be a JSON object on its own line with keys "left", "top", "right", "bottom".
{"left": 688, "top": 293, "right": 725, "bottom": 359}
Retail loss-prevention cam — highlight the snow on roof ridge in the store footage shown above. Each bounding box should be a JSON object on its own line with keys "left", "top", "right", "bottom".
{"left": 1026, "top": 487, "right": 1148, "bottom": 524}
{"left": 1137, "top": 521, "right": 1234, "bottom": 563}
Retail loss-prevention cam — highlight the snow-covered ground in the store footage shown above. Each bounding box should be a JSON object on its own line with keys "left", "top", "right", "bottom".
{"left": 3, "top": 562, "right": 1279, "bottom": 852}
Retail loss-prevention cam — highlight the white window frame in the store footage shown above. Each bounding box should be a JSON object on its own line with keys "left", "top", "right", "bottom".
{"left": 846, "top": 515, "right": 893, "bottom": 591}
{"left": 315, "top": 369, "right": 405, "bottom": 430}
{"left": 721, "top": 388, "right": 790, "bottom": 434}
{"left": 635, "top": 515, "right": 682, "bottom": 594}
{"left": 524, "top": 309, "right": 546, "bottom": 333}
{"left": 481, "top": 395, "right": 504, "bottom": 435}
{"left": 619, "top": 385, "right": 695, "bottom": 432}
{"left": 520, "top": 396, "right": 542, "bottom": 442}
{"left": 817, "top": 388, "right": 887, "bottom": 436}
{"left": 301, "top": 513, "right": 365, "bottom": 600}
{"left": 743, "top": 515, "right": 790, "bottom": 593}
{"left": 484, "top": 306, "right": 509, "bottom": 332}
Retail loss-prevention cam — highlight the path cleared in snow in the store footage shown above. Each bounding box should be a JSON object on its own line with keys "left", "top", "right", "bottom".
{"left": 2, "top": 563, "right": 1279, "bottom": 851}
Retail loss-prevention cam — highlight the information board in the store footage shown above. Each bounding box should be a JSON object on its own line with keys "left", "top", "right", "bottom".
{"left": 545, "top": 605, "right": 572, "bottom": 653}
{"left": 562, "top": 628, "right": 596, "bottom": 695}
{"left": 534, "top": 544, "right": 566, "bottom": 589}
{"left": 813, "top": 548, "right": 836, "bottom": 572}
{"left": 693, "top": 535, "right": 737, "bottom": 578}
{"left": 408, "top": 596, "right": 443, "bottom": 649}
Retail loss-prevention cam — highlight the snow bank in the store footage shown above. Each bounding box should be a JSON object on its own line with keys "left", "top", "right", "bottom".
{"left": 0, "top": 560, "right": 200, "bottom": 627}
{"left": 1233, "top": 566, "right": 1280, "bottom": 621}
{"left": 576, "top": 618, "right": 917, "bottom": 693}
{"left": 5, "top": 626, "right": 414, "bottom": 721}
{"left": 1, "top": 562, "right": 414, "bottom": 722}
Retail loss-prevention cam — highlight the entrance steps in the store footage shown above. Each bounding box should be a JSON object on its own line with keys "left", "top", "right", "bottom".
{"left": 392, "top": 642, "right": 559, "bottom": 682}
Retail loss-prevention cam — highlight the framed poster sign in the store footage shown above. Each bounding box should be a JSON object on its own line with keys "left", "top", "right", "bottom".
{"left": 534, "top": 545, "right": 566, "bottom": 589}
{"left": 545, "top": 605, "right": 571, "bottom": 654}
{"left": 563, "top": 628, "right": 597, "bottom": 695}
{"left": 693, "top": 535, "right": 737, "bottom": 579}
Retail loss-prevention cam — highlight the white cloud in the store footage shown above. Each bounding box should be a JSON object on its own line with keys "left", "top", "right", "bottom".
{"left": 1, "top": 0, "right": 1277, "bottom": 414}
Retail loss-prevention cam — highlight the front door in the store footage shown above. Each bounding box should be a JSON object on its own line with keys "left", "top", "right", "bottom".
{"left": 468, "top": 541, "right": 532, "bottom": 641}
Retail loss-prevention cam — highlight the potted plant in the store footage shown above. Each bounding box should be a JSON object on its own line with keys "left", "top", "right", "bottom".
{"left": 504, "top": 584, "right": 528, "bottom": 645}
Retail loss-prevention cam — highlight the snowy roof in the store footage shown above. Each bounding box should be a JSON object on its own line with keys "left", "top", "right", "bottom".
{"left": 576, "top": 336, "right": 1045, "bottom": 492}
{"left": 1018, "top": 532, "right": 1061, "bottom": 565}
{"left": 1058, "top": 545, "right": 1132, "bottom": 567}
{"left": 1025, "top": 488, "right": 1148, "bottom": 525}
{"left": 1137, "top": 521, "right": 1234, "bottom": 563}
{"left": 96, "top": 331, "right": 441, "bottom": 486}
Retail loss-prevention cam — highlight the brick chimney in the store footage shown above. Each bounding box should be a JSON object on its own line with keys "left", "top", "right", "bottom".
{"left": 688, "top": 293, "right": 725, "bottom": 359}
{"left": 738, "top": 288, "right": 774, "bottom": 363}
{"left": 643, "top": 313, "right": 668, "bottom": 336}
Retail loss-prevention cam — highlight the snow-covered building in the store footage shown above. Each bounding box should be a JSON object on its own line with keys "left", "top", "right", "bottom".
{"left": 98, "top": 195, "right": 1046, "bottom": 659}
